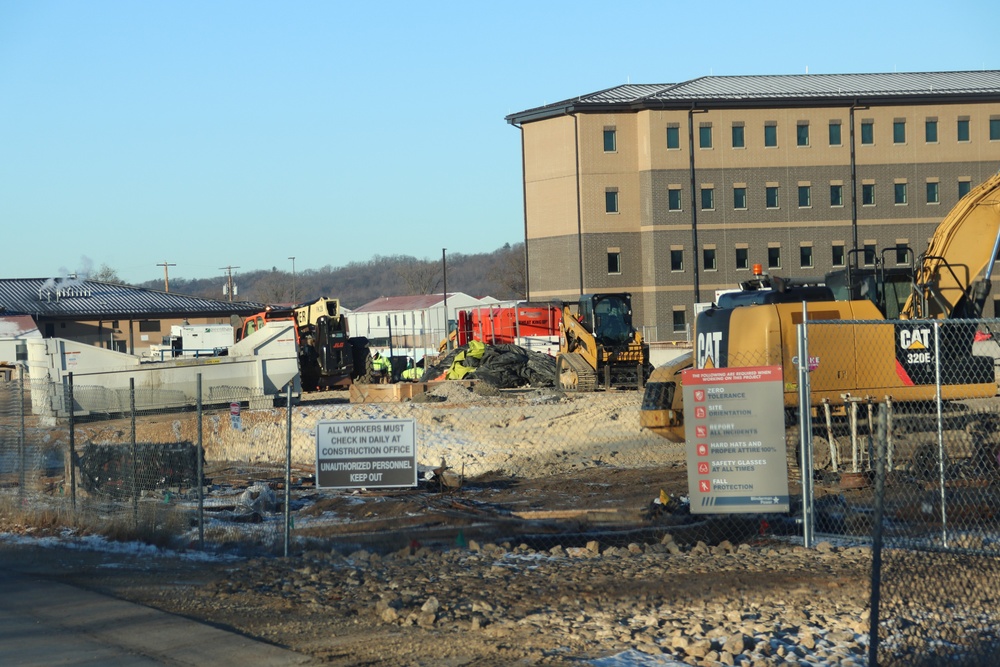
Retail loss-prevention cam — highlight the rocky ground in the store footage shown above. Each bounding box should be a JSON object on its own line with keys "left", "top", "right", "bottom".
{"left": 8, "top": 383, "right": 999, "bottom": 664}
{"left": 0, "top": 530, "right": 872, "bottom": 666}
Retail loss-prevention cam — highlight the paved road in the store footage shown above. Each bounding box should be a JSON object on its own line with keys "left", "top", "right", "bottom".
{"left": 0, "top": 569, "right": 317, "bottom": 666}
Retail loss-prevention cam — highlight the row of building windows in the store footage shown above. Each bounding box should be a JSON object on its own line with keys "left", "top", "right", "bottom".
{"left": 604, "top": 117, "right": 1000, "bottom": 152}
{"left": 606, "top": 242, "right": 912, "bottom": 277}
{"left": 604, "top": 179, "right": 971, "bottom": 213}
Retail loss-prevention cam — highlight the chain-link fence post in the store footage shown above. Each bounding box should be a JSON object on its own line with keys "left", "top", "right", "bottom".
{"left": 868, "top": 402, "right": 888, "bottom": 667}
{"left": 933, "top": 321, "right": 949, "bottom": 548}
{"left": 284, "top": 382, "right": 292, "bottom": 558}
{"left": 797, "top": 316, "right": 814, "bottom": 547}
{"left": 68, "top": 372, "right": 76, "bottom": 510}
{"left": 130, "top": 377, "right": 138, "bottom": 527}
{"left": 18, "top": 365, "right": 26, "bottom": 505}
{"left": 197, "top": 373, "right": 204, "bottom": 550}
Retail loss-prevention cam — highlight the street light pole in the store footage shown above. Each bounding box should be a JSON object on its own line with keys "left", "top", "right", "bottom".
{"left": 442, "top": 248, "right": 449, "bottom": 350}
{"left": 288, "top": 256, "right": 296, "bottom": 303}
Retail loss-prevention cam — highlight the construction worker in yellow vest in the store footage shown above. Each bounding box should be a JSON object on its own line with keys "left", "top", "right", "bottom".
{"left": 372, "top": 351, "right": 392, "bottom": 383}
{"left": 400, "top": 357, "right": 420, "bottom": 382}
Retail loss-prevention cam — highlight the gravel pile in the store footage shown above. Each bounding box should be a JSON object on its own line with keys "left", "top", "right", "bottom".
{"left": 205, "top": 536, "right": 872, "bottom": 666}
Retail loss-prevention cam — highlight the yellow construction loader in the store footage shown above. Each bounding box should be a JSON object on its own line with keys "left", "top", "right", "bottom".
{"left": 557, "top": 293, "right": 650, "bottom": 391}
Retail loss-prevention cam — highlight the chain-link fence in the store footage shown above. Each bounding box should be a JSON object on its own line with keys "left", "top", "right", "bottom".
{"left": 806, "top": 318, "right": 1000, "bottom": 666}
{"left": 1, "top": 346, "right": 800, "bottom": 559}
{"left": 7, "top": 321, "right": 1000, "bottom": 662}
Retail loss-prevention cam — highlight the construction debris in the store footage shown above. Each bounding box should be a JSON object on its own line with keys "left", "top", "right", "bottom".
{"left": 420, "top": 342, "right": 557, "bottom": 389}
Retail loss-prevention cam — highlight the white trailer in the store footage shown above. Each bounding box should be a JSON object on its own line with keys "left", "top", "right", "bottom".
{"left": 28, "top": 321, "right": 300, "bottom": 419}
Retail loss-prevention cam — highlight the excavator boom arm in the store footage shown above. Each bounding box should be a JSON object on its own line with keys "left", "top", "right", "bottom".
{"left": 902, "top": 170, "right": 1000, "bottom": 319}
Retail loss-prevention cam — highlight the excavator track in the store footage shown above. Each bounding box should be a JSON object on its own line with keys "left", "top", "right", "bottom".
{"left": 557, "top": 353, "right": 598, "bottom": 392}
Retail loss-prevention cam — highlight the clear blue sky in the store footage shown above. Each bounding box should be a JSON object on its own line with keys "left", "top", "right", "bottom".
{"left": 2, "top": 1, "right": 996, "bottom": 284}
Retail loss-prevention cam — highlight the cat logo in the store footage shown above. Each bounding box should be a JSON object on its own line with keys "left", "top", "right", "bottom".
{"left": 696, "top": 331, "right": 722, "bottom": 369}
{"left": 899, "top": 328, "right": 931, "bottom": 350}
{"left": 899, "top": 327, "right": 933, "bottom": 365}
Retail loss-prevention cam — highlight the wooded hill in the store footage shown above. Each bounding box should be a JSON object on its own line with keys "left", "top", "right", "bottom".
{"left": 134, "top": 243, "right": 526, "bottom": 309}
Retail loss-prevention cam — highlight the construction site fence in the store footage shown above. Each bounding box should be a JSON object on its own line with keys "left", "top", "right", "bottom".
{"left": 2, "top": 318, "right": 1000, "bottom": 663}
{"left": 800, "top": 318, "right": 1000, "bottom": 666}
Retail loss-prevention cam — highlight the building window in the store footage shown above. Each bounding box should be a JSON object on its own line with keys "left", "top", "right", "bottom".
{"left": 764, "top": 124, "right": 777, "bottom": 147}
{"left": 607, "top": 251, "right": 621, "bottom": 274}
{"left": 893, "top": 120, "right": 906, "bottom": 144}
{"left": 605, "top": 189, "right": 619, "bottom": 213}
{"left": 959, "top": 180, "right": 972, "bottom": 199}
{"left": 766, "top": 186, "right": 779, "bottom": 208}
{"left": 668, "top": 188, "right": 682, "bottom": 211}
{"left": 700, "top": 187, "right": 715, "bottom": 210}
{"left": 861, "top": 121, "right": 874, "bottom": 145}
{"left": 732, "top": 124, "right": 745, "bottom": 148}
{"left": 733, "top": 187, "right": 747, "bottom": 209}
{"left": 894, "top": 182, "right": 907, "bottom": 205}
{"left": 138, "top": 320, "right": 161, "bottom": 332}
{"left": 767, "top": 246, "right": 781, "bottom": 269}
{"left": 603, "top": 128, "right": 617, "bottom": 152}
{"left": 666, "top": 125, "right": 680, "bottom": 149}
{"left": 832, "top": 243, "right": 845, "bottom": 267}
{"left": 796, "top": 123, "right": 809, "bottom": 147}
{"left": 991, "top": 118, "right": 1000, "bottom": 141}
{"left": 926, "top": 181, "right": 940, "bottom": 204}
{"left": 863, "top": 243, "right": 877, "bottom": 266}
{"left": 926, "top": 119, "right": 938, "bottom": 143}
{"left": 829, "top": 121, "right": 842, "bottom": 146}
{"left": 895, "top": 244, "right": 910, "bottom": 265}
{"left": 670, "top": 249, "right": 684, "bottom": 272}
{"left": 672, "top": 310, "right": 686, "bottom": 334}
{"left": 798, "top": 185, "right": 811, "bottom": 208}
{"left": 735, "top": 247, "right": 749, "bottom": 270}
{"left": 862, "top": 183, "right": 876, "bottom": 206}
{"left": 699, "top": 124, "right": 712, "bottom": 148}
{"left": 830, "top": 184, "right": 844, "bottom": 207}
{"left": 800, "top": 245, "right": 814, "bottom": 269}
{"left": 703, "top": 248, "right": 717, "bottom": 271}
{"left": 958, "top": 118, "right": 970, "bottom": 142}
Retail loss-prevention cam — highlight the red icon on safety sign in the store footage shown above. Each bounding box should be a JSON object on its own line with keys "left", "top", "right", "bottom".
{"left": 699, "top": 480, "right": 711, "bottom": 493}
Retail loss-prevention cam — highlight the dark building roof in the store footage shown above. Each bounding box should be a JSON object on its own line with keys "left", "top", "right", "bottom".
{"left": 0, "top": 278, "right": 264, "bottom": 319}
{"left": 506, "top": 70, "right": 1000, "bottom": 124}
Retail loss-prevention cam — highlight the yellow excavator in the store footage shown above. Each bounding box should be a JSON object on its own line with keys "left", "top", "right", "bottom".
{"left": 557, "top": 293, "right": 650, "bottom": 391}
{"left": 641, "top": 169, "right": 1000, "bottom": 442}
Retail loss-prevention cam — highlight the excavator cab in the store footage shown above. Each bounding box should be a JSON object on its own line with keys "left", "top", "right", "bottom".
{"left": 824, "top": 246, "right": 917, "bottom": 319}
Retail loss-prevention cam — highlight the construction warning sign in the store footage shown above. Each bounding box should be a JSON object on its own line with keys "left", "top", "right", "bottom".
{"left": 315, "top": 419, "right": 417, "bottom": 489}
{"left": 682, "top": 366, "right": 790, "bottom": 514}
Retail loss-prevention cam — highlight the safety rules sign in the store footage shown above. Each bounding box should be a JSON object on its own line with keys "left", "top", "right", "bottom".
{"left": 682, "top": 366, "right": 789, "bottom": 514}
{"left": 315, "top": 419, "right": 417, "bottom": 489}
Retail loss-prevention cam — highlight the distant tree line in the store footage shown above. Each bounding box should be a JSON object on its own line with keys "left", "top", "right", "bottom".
{"left": 123, "top": 243, "right": 526, "bottom": 309}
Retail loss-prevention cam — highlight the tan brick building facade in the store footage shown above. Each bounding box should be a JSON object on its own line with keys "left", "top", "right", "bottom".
{"left": 507, "top": 72, "right": 1000, "bottom": 341}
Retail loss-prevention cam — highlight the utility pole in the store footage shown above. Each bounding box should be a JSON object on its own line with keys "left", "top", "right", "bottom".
{"left": 156, "top": 261, "right": 176, "bottom": 292}
{"left": 220, "top": 266, "right": 240, "bottom": 302}
{"left": 288, "top": 256, "right": 296, "bottom": 304}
